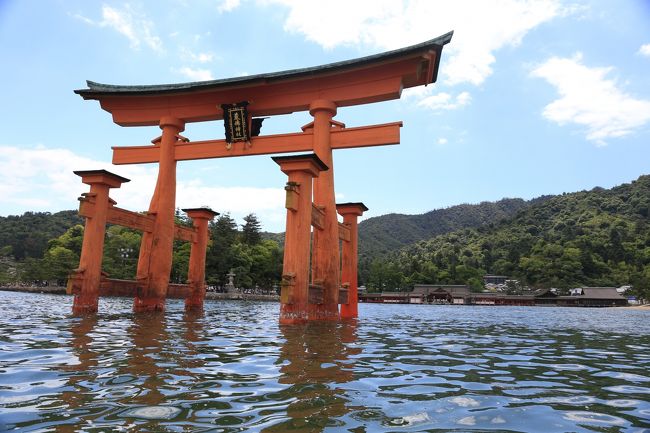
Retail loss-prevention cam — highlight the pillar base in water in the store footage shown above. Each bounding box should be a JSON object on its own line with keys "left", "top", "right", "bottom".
{"left": 308, "top": 305, "right": 340, "bottom": 321}
{"left": 279, "top": 306, "right": 340, "bottom": 324}
{"left": 279, "top": 310, "right": 308, "bottom": 325}
{"left": 184, "top": 299, "right": 204, "bottom": 312}
{"left": 72, "top": 296, "right": 98, "bottom": 314}
{"left": 133, "top": 297, "right": 165, "bottom": 313}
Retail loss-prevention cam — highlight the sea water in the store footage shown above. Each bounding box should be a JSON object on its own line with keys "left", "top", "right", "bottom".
{"left": 1, "top": 291, "right": 649, "bottom": 432}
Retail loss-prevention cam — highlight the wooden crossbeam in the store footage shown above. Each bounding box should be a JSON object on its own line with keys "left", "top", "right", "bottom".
{"left": 79, "top": 199, "right": 196, "bottom": 242}
{"left": 174, "top": 225, "right": 195, "bottom": 242}
{"left": 311, "top": 204, "right": 325, "bottom": 230}
{"left": 98, "top": 278, "right": 190, "bottom": 298}
{"left": 79, "top": 199, "right": 154, "bottom": 232}
{"left": 338, "top": 222, "right": 351, "bottom": 242}
{"left": 309, "top": 204, "right": 351, "bottom": 241}
{"left": 112, "top": 122, "right": 402, "bottom": 165}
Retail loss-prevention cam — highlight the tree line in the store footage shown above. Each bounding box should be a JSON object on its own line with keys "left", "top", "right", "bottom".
{"left": 1, "top": 175, "right": 649, "bottom": 302}
{"left": 0, "top": 211, "right": 282, "bottom": 292}
{"left": 359, "top": 175, "right": 650, "bottom": 302}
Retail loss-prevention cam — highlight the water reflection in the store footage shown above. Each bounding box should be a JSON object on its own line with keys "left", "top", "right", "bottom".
{"left": 264, "top": 321, "right": 359, "bottom": 432}
{"left": 61, "top": 309, "right": 210, "bottom": 430}
{"left": 126, "top": 313, "right": 169, "bottom": 406}
{"left": 57, "top": 316, "right": 100, "bottom": 432}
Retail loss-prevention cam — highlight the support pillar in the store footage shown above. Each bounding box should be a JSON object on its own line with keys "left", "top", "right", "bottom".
{"left": 134, "top": 116, "right": 185, "bottom": 312}
{"left": 70, "top": 170, "right": 130, "bottom": 314}
{"left": 308, "top": 99, "right": 341, "bottom": 320}
{"left": 135, "top": 141, "right": 162, "bottom": 294}
{"left": 337, "top": 202, "right": 368, "bottom": 319}
{"left": 273, "top": 154, "right": 328, "bottom": 325}
{"left": 183, "top": 207, "right": 219, "bottom": 311}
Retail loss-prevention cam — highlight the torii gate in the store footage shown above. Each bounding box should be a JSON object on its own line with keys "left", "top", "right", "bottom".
{"left": 72, "top": 32, "right": 452, "bottom": 321}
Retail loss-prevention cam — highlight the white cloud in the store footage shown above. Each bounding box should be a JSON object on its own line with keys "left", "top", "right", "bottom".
{"left": 408, "top": 90, "right": 471, "bottom": 111}
{"left": 75, "top": 5, "right": 163, "bottom": 53}
{"left": 0, "top": 145, "right": 156, "bottom": 215}
{"left": 268, "top": 0, "right": 570, "bottom": 86}
{"left": 639, "top": 44, "right": 650, "bottom": 57}
{"left": 531, "top": 53, "right": 650, "bottom": 145}
{"left": 194, "top": 52, "right": 215, "bottom": 63}
{"left": 218, "top": 0, "right": 241, "bottom": 13}
{"left": 72, "top": 13, "right": 95, "bottom": 25}
{"left": 175, "top": 67, "right": 214, "bottom": 81}
{"left": 0, "top": 146, "right": 287, "bottom": 231}
{"left": 437, "top": 137, "right": 448, "bottom": 145}
{"left": 181, "top": 49, "right": 216, "bottom": 63}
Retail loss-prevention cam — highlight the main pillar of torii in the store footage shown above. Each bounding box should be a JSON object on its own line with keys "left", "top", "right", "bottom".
{"left": 133, "top": 116, "right": 185, "bottom": 312}
{"left": 307, "top": 100, "right": 340, "bottom": 320}
{"left": 74, "top": 32, "right": 452, "bottom": 315}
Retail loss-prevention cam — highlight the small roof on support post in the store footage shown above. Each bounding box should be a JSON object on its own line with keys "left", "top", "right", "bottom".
{"left": 272, "top": 153, "right": 329, "bottom": 177}
{"left": 73, "top": 169, "right": 130, "bottom": 187}
{"left": 182, "top": 207, "right": 220, "bottom": 219}
{"left": 74, "top": 32, "right": 453, "bottom": 126}
{"left": 336, "top": 202, "right": 369, "bottom": 216}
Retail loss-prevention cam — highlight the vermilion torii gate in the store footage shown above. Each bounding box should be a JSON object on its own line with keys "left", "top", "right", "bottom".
{"left": 72, "top": 32, "right": 452, "bottom": 321}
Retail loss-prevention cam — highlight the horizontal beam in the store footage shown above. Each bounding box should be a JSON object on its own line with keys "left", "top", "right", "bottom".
{"left": 100, "top": 73, "right": 406, "bottom": 126}
{"left": 338, "top": 222, "right": 351, "bottom": 242}
{"left": 79, "top": 199, "right": 154, "bottom": 232}
{"left": 98, "top": 278, "right": 190, "bottom": 298}
{"left": 112, "top": 122, "right": 402, "bottom": 165}
{"left": 311, "top": 204, "right": 325, "bottom": 230}
{"left": 79, "top": 199, "right": 196, "bottom": 242}
{"left": 175, "top": 225, "right": 196, "bottom": 242}
{"left": 76, "top": 31, "right": 455, "bottom": 126}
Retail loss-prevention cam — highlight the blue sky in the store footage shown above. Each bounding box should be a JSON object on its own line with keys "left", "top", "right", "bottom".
{"left": 1, "top": 0, "right": 649, "bottom": 232}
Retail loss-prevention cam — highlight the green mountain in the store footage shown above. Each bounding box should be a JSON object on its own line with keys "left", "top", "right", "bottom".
{"left": 0, "top": 211, "right": 83, "bottom": 260}
{"left": 358, "top": 197, "right": 538, "bottom": 257}
{"left": 2, "top": 175, "right": 648, "bottom": 300}
{"left": 366, "top": 175, "right": 650, "bottom": 298}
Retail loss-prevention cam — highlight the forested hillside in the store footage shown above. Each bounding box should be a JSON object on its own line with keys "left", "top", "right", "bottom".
{"left": 358, "top": 198, "right": 537, "bottom": 257}
{"left": 0, "top": 211, "right": 282, "bottom": 290}
{"left": 2, "top": 176, "right": 649, "bottom": 301}
{"left": 0, "top": 211, "right": 82, "bottom": 259}
{"left": 364, "top": 175, "right": 650, "bottom": 300}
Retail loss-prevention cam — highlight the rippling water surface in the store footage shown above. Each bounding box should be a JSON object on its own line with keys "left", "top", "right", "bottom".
{"left": 1, "top": 291, "right": 649, "bottom": 432}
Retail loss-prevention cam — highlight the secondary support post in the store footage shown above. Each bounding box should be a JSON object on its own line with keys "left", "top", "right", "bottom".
{"left": 308, "top": 99, "right": 341, "bottom": 320}
{"left": 70, "top": 170, "right": 130, "bottom": 314}
{"left": 337, "top": 202, "right": 368, "bottom": 319}
{"left": 273, "top": 154, "right": 328, "bottom": 325}
{"left": 134, "top": 116, "right": 185, "bottom": 312}
{"left": 183, "top": 207, "right": 219, "bottom": 311}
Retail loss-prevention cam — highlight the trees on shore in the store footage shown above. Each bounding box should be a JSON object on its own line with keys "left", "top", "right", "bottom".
{"left": 1, "top": 211, "right": 282, "bottom": 292}
{"left": 1, "top": 175, "right": 649, "bottom": 303}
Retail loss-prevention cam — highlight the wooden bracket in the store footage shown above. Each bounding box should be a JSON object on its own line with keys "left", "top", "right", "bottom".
{"left": 339, "top": 283, "right": 350, "bottom": 305}
{"left": 309, "top": 280, "right": 324, "bottom": 304}
{"left": 66, "top": 269, "right": 85, "bottom": 295}
{"left": 284, "top": 182, "right": 300, "bottom": 211}
{"left": 280, "top": 272, "right": 296, "bottom": 304}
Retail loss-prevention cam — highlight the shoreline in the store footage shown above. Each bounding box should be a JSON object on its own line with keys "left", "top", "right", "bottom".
{"left": 623, "top": 304, "right": 650, "bottom": 310}
{"left": 0, "top": 286, "right": 279, "bottom": 302}
{"left": 1, "top": 286, "right": 646, "bottom": 308}
{"left": 0, "top": 285, "right": 67, "bottom": 295}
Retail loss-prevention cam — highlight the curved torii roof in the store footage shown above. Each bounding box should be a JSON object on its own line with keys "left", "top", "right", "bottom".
{"left": 75, "top": 31, "right": 453, "bottom": 126}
